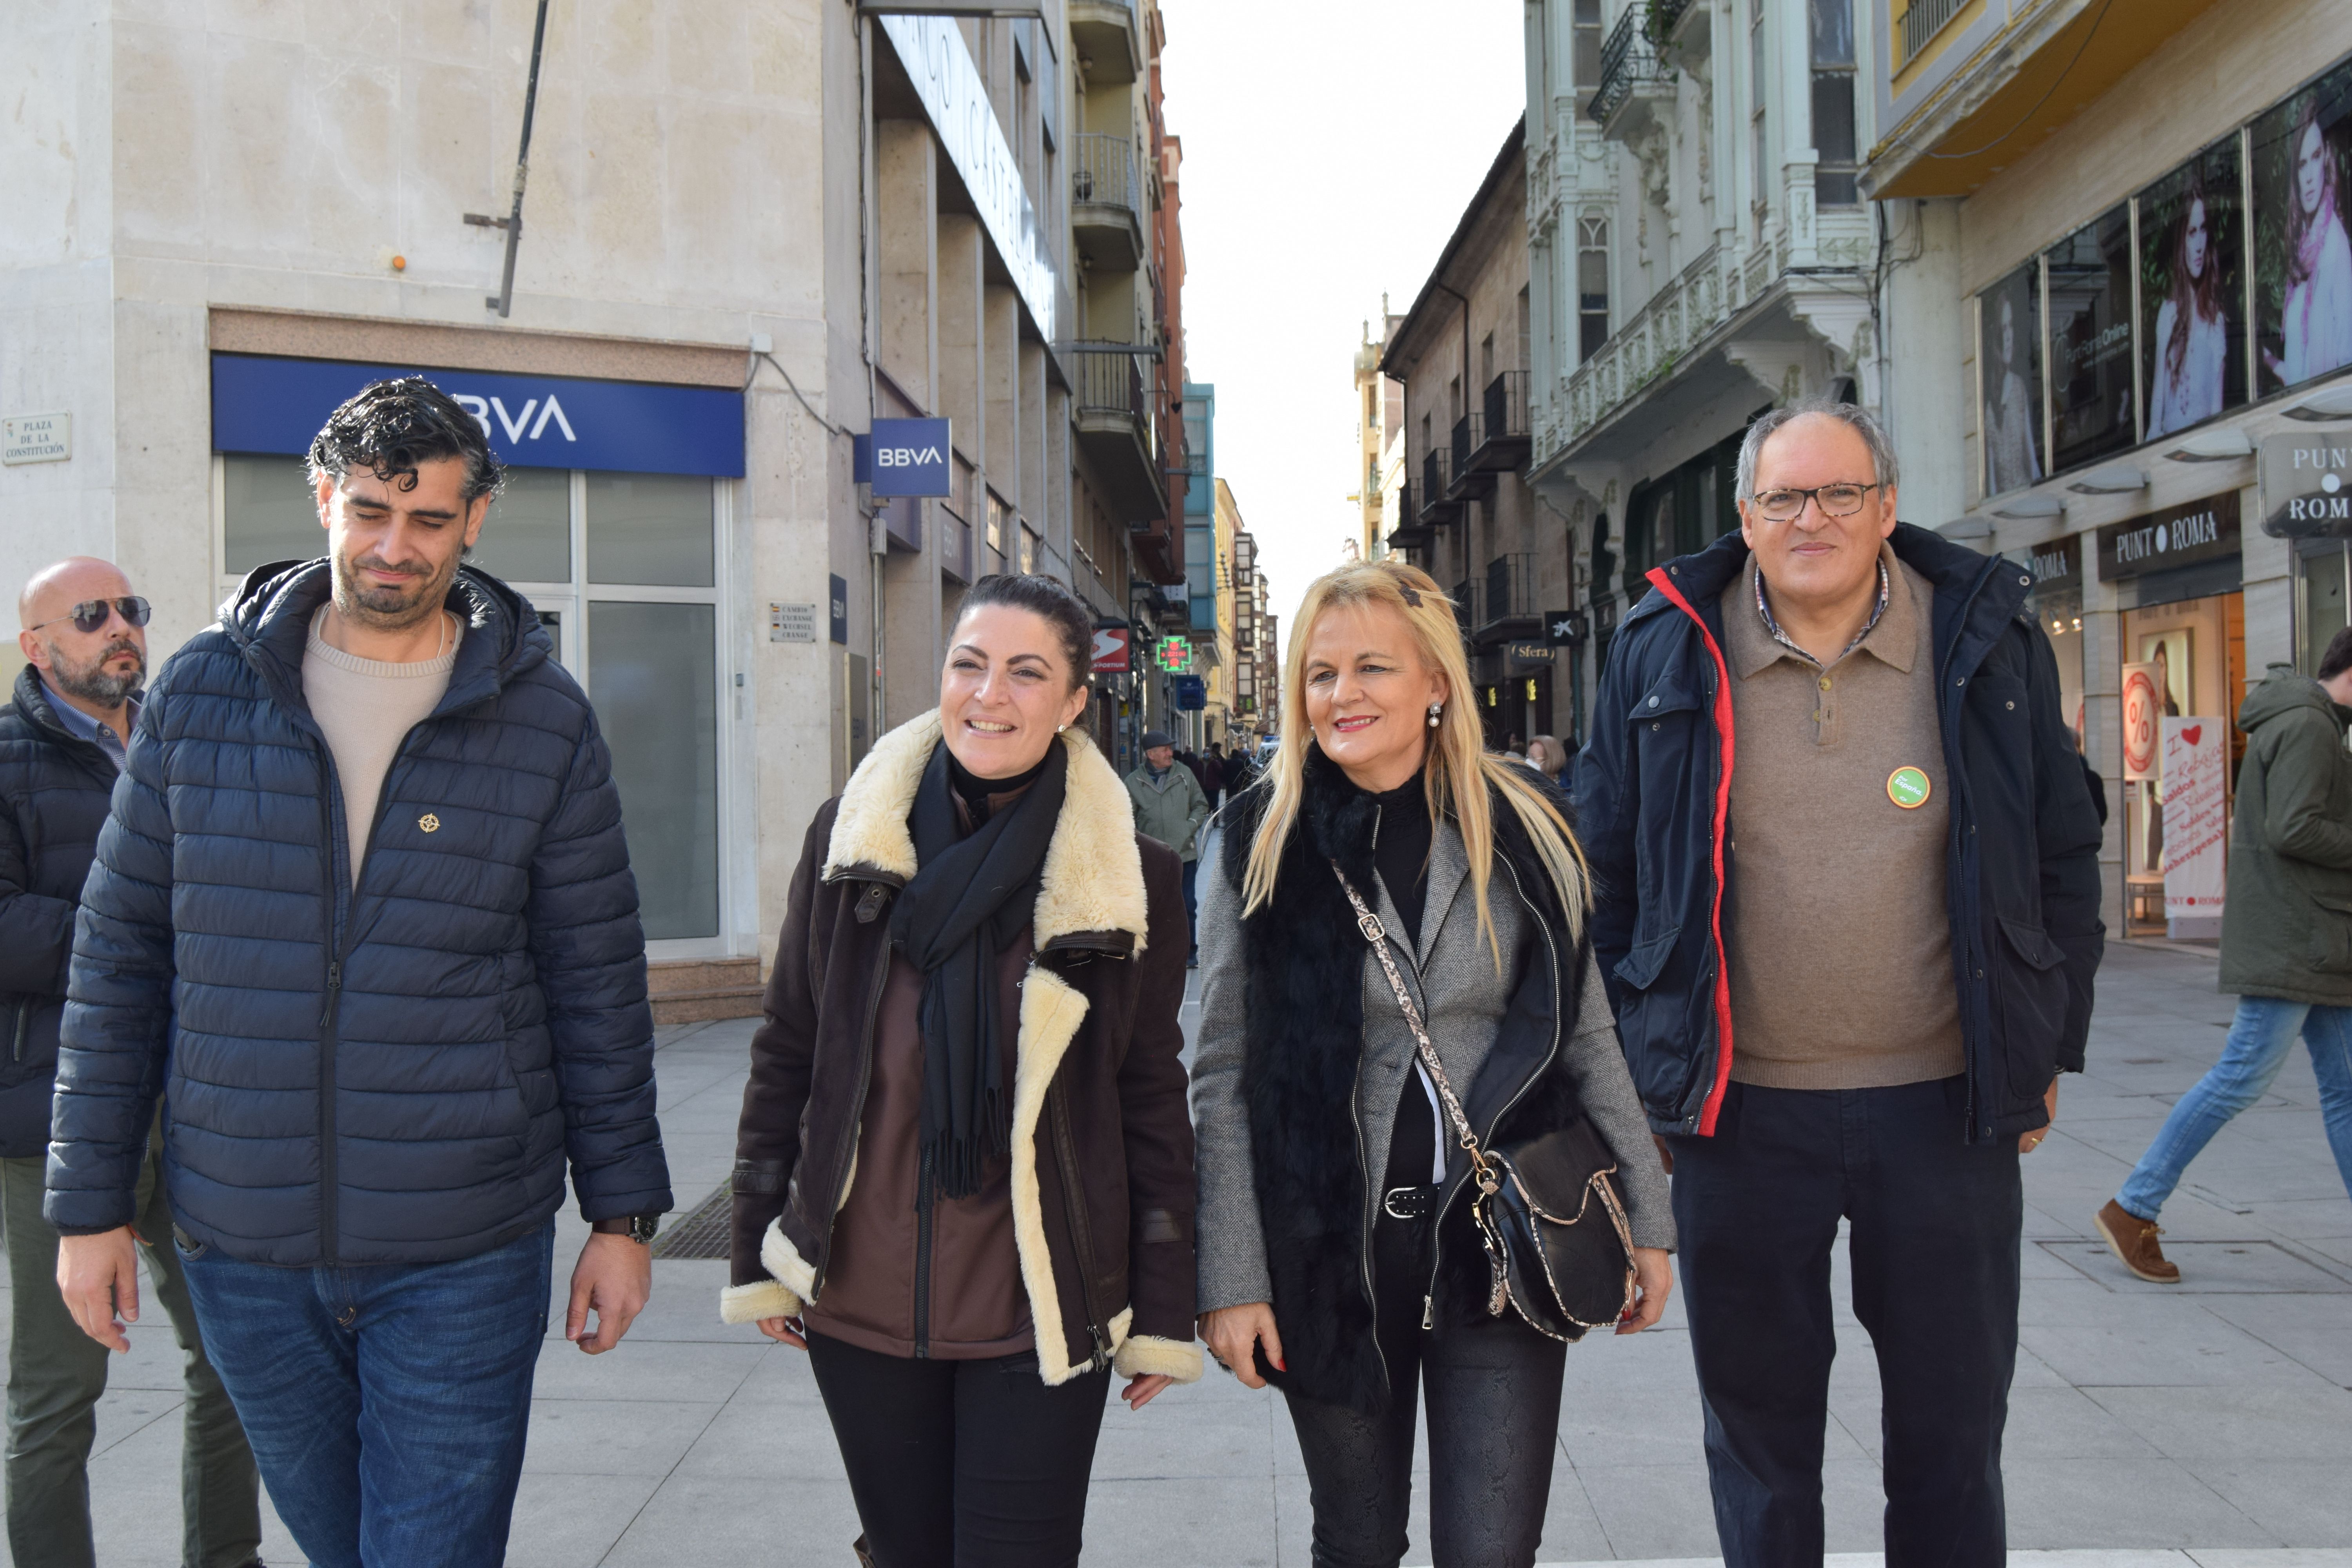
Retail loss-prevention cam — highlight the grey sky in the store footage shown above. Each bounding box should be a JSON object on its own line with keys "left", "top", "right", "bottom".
{"left": 1161, "top": 0, "right": 1527, "bottom": 660}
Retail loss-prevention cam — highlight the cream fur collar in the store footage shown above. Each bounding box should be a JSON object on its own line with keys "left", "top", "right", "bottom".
{"left": 823, "top": 710, "right": 1149, "bottom": 951}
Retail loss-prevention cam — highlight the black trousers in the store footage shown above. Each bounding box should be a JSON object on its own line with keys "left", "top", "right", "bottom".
{"left": 1669, "top": 1077, "right": 2022, "bottom": 1568}
{"left": 806, "top": 1330, "right": 1111, "bottom": 1568}
{"left": 1280, "top": 1205, "right": 1568, "bottom": 1568}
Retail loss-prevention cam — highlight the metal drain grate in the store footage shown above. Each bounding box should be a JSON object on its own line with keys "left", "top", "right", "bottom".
{"left": 649, "top": 1178, "right": 732, "bottom": 1259}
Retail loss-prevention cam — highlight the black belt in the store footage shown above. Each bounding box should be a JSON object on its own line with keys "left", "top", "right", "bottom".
{"left": 1381, "top": 1184, "right": 1440, "bottom": 1221}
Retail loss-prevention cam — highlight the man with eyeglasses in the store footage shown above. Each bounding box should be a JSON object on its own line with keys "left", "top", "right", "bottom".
{"left": 2, "top": 559, "right": 263, "bottom": 1568}
{"left": 1575, "top": 399, "right": 2103, "bottom": 1567}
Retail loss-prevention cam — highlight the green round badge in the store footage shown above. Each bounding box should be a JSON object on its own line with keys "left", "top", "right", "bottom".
{"left": 1887, "top": 766, "right": 1931, "bottom": 809}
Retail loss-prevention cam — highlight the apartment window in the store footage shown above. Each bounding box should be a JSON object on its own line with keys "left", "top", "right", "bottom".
{"left": 1751, "top": 0, "right": 1770, "bottom": 228}
{"left": 1573, "top": 0, "right": 1603, "bottom": 109}
{"left": 1810, "top": 0, "right": 1858, "bottom": 206}
{"left": 1578, "top": 217, "right": 1610, "bottom": 361}
{"left": 1516, "top": 285, "right": 1532, "bottom": 373}
{"left": 986, "top": 490, "right": 1008, "bottom": 556}
{"left": 1481, "top": 333, "right": 1496, "bottom": 390}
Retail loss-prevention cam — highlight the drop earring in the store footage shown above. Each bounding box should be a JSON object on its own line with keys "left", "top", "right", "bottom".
{"left": 1427, "top": 702, "right": 1443, "bottom": 728}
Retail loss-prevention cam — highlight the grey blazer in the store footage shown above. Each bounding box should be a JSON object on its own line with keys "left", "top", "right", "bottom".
{"left": 1191, "top": 817, "right": 1675, "bottom": 1316}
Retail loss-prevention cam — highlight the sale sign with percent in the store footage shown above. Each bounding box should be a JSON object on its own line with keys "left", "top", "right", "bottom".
{"left": 1156, "top": 635, "right": 1193, "bottom": 673}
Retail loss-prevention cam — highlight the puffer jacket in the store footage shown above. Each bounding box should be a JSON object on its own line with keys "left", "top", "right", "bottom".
{"left": 1574, "top": 523, "right": 2105, "bottom": 1144}
{"left": 46, "top": 560, "right": 672, "bottom": 1263}
{"left": 725, "top": 712, "right": 1202, "bottom": 1388}
{"left": 0, "top": 668, "right": 120, "bottom": 1159}
{"left": 2219, "top": 666, "right": 2352, "bottom": 1004}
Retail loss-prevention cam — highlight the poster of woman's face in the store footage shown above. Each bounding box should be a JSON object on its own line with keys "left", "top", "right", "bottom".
{"left": 2255, "top": 60, "right": 2352, "bottom": 394}
{"left": 2141, "top": 628, "right": 2192, "bottom": 717}
{"left": 2140, "top": 138, "right": 2246, "bottom": 441}
{"left": 1979, "top": 262, "right": 2044, "bottom": 497}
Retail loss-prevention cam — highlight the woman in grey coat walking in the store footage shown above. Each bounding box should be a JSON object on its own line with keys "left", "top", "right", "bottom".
{"left": 1192, "top": 560, "right": 1674, "bottom": 1568}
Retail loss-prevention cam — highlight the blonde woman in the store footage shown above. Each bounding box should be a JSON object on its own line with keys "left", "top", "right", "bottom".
{"left": 1191, "top": 560, "right": 1673, "bottom": 1568}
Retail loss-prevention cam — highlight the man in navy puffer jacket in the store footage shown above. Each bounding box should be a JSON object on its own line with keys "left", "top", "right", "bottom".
{"left": 47, "top": 378, "right": 672, "bottom": 1567}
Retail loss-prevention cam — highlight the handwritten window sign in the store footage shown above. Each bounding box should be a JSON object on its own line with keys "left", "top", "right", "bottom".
{"left": 2160, "top": 716, "right": 2227, "bottom": 921}
{"left": 2, "top": 412, "right": 70, "bottom": 465}
{"left": 2096, "top": 491, "right": 2240, "bottom": 581}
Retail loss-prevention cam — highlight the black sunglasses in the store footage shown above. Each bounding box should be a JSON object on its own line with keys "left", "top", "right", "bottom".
{"left": 27, "top": 597, "right": 151, "bottom": 635}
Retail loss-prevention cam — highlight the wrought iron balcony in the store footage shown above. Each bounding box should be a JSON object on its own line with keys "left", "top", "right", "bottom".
{"left": 1071, "top": 134, "right": 1143, "bottom": 272}
{"left": 1589, "top": 5, "right": 1674, "bottom": 136}
{"left": 1477, "top": 553, "right": 1541, "bottom": 645}
{"left": 1419, "top": 450, "right": 1462, "bottom": 525}
{"left": 1896, "top": 0, "right": 1965, "bottom": 69}
{"left": 1470, "top": 372, "right": 1532, "bottom": 472}
{"left": 1066, "top": 341, "right": 1164, "bottom": 524}
{"left": 1449, "top": 414, "right": 1494, "bottom": 501}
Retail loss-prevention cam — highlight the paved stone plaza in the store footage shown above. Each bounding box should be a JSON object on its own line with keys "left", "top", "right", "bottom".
{"left": 10, "top": 942, "right": 2352, "bottom": 1565}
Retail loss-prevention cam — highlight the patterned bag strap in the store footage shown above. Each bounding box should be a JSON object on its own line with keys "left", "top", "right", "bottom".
{"left": 1330, "top": 862, "right": 1499, "bottom": 1196}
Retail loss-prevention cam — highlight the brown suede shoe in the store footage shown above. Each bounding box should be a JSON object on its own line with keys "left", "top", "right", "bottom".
{"left": 2095, "top": 1198, "right": 2180, "bottom": 1283}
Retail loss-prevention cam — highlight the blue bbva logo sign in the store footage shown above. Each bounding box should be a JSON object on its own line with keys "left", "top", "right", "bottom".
{"left": 210, "top": 354, "right": 745, "bottom": 478}
{"left": 855, "top": 418, "right": 953, "bottom": 498}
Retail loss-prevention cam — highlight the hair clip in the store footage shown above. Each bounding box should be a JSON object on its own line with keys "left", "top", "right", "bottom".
{"left": 1399, "top": 584, "right": 1423, "bottom": 608}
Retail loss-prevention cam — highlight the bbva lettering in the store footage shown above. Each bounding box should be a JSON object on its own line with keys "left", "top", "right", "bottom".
{"left": 452, "top": 393, "right": 578, "bottom": 444}
{"left": 877, "top": 445, "right": 945, "bottom": 467}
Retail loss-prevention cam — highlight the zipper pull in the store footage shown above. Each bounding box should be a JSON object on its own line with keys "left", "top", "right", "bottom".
{"left": 320, "top": 961, "right": 343, "bottom": 1025}
{"left": 1422, "top": 1294, "right": 1435, "bottom": 1331}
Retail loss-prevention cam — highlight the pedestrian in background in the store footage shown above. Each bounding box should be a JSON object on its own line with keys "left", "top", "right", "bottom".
{"left": 2098, "top": 639, "right": 2352, "bottom": 1281}
{"left": 726, "top": 573, "right": 1198, "bottom": 1568}
{"left": 2, "top": 559, "right": 261, "bottom": 1568}
{"left": 1526, "top": 733, "right": 1568, "bottom": 782}
{"left": 1575, "top": 400, "right": 2103, "bottom": 1568}
{"left": 1194, "top": 559, "right": 1673, "bottom": 1568}
{"left": 49, "top": 379, "right": 673, "bottom": 1568}
{"left": 1126, "top": 728, "right": 1211, "bottom": 962}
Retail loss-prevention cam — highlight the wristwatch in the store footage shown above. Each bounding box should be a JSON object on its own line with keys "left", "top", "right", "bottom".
{"left": 592, "top": 1214, "right": 662, "bottom": 1245}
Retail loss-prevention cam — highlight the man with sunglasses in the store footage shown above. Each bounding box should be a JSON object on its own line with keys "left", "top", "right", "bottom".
{"left": 1, "top": 559, "right": 263, "bottom": 1568}
{"left": 1575, "top": 400, "right": 2104, "bottom": 1568}
{"left": 45, "top": 378, "right": 672, "bottom": 1567}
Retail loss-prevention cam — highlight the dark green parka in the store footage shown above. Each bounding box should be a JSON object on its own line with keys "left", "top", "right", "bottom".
{"left": 2219, "top": 665, "right": 2352, "bottom": 1004}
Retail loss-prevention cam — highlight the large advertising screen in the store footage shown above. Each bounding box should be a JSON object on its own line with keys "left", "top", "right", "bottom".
{"left": 2254, "top": 58, "right": 2352, "bottom": 395}
{"left": 2047, "top": 205, "right": 2136, "bottom": 472}
{"left": 1980, "top": 262, "right": 2046, "bottom": 497}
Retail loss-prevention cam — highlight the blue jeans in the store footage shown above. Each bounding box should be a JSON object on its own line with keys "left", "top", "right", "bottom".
{"left": 2117, "top": 996, "right": 2352, "bottom": 1220}
{"left": 178, "top": 1222, "right": 554, "bottom": 1568}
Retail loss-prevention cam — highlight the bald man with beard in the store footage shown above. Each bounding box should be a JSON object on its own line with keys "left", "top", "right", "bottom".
{"left": 1, "top": 558, "right": 261, "bottom": 1568}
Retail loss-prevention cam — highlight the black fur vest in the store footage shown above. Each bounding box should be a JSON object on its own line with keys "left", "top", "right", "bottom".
{"left": 1220, "top": 751, "right": 1595, "bottom": 1413}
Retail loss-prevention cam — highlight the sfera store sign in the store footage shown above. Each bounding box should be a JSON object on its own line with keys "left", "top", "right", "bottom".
{"left": 2096, "top": 492, "right": 2240, "bottom": 581}
{"left": 2258, "top": 432, "right": 2352, "bottom": 537}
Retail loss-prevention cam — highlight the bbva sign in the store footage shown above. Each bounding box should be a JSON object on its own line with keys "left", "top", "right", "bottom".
{"left": 856, "top": 417, "right": 953, "bottom": 497}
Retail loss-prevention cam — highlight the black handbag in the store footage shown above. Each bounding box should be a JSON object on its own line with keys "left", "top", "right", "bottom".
{"left": 1334, "top": 864, "right": 1637, "bottom": 1343}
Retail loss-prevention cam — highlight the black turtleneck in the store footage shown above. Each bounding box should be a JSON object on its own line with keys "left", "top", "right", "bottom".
{"left": 945, "top": 744, "right": 1054, "bottom": 829}
{"left": 1366, "top": 772, "right": 1432, "bottom": 951}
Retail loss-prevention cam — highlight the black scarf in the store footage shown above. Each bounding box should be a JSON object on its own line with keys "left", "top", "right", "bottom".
{"left": 889, "top": 739, "right": 1069, "bottom": 1199}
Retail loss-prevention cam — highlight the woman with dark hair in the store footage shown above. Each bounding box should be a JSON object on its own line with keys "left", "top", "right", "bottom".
{"left": 725, "top": 573, "right": 1200, "bottom": 1566}
{"left": 1192, "top": 559, "right": 1673, "bottom": 1567}
{"left": 2267, "top": 98, "right": 2352, "bottom": 387}
{"left": 2147, "top": 172, "right": 2229, "bottom": 439}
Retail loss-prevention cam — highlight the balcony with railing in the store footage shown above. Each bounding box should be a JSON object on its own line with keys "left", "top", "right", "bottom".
{"left": 1476, "top": 553, "right": 1541, "bottom": 646}
{"left": 1588, "top": 5, "right": 1674, "bottom": 140}
{"left": 1450, "top": 578, "right": 1480, "bottom": 638}
{"left": 1448, "top": 414, "right": 1494, "bottom": 501}
{"left": 1470, "top": 372, "right": 1532, "bottom": 472}
{"left": 1419, "top": 449, "right": 1462, "bottom": 526}
{"left": 1895, "top": 0, "right": 1964, "bottom": 69}
{"left": 1071, "top": 134, "right": 1143, "bottom": 272}
{"left": 1067, "top": 342, "right": 1164, "bottom": 525}
{"left": 1387, "top": 480, "right": 1434, "bottom": 552}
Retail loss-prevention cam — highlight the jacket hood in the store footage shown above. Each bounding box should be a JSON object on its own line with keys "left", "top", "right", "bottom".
{"left": 2239, "top": 664, "right": 2347, "bottom": 735}
{"left": 219, "top": 557, "right": 554, "bottom": 720}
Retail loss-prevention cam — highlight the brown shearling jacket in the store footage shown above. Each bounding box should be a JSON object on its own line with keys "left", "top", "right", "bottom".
{"left": 721, "top": 713, "right": 1202, "bottom": 1387}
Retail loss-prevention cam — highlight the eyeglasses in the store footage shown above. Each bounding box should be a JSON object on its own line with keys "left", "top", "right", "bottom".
{"left": 26, "top": 597, "right": 151, "bottom": 635}
{"left": 1747, "top": 483, "right": 1883, "bottom": 523}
